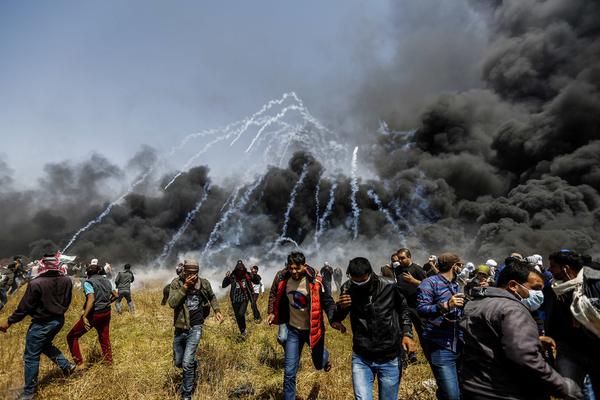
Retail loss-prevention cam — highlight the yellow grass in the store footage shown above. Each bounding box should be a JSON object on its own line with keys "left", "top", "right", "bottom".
{"left": 0, "top": 283, "right": 435, "bottom": 399}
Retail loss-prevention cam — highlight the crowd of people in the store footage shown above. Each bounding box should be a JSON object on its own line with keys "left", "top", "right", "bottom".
{"left": 1, "top": 247, "right": 599, "bottom": 400}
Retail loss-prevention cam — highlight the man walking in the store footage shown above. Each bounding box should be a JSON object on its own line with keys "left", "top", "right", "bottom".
{"left": 0, "top": 253, "right": 75, "bottom": 400}
{"left": 222, "top": 260, "right": 255, "bottom": 338}
{"left": 250, "top": 265, "right": 263, "bottom": 323}
{"left": 268, "top": 251, "right": 338, "bottom": 400}
{"left": 168, "top": 259, "right": 223, "bottom": 400}
{"left": 461, "top": 260, "right": 583, "bottom": 400}
{"left": 67, "top": 262, "right": 118, "bottom": 367}
{"left": 114, "top": 263, "right": 135, "bottom": 314}
{"left": 417, "top": 252, "right": 465, "bottom": 400}
{"left": 334, "top": 257, "right": 416, "bottom": 400}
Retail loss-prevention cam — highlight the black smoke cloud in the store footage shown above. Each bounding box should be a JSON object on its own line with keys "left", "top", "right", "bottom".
{"left": 2, "top": 0, "right": 600, "bottom": 267}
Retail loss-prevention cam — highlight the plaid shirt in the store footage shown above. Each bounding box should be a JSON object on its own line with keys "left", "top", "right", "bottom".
{"left": 416, "top": 274, "right": 463, "bottom": 352}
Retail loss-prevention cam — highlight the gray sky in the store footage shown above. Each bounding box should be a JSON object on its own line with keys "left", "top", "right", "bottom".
{"left": 0, "top": 1, "right": 485, "bottom": 184}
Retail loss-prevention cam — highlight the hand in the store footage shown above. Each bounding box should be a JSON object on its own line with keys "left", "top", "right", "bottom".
{"left": 82, "top": 316, "right": 91, "bottom": 331}
{"left": 183, "top": 274, "right": 197, "bottom": 290}
{"left": 402, "top": 272, "right": 419, "bottom": 285}
{"left": 225, "top": 271, "right": 231, "bottom": 278}
{"left": 447, "top": 293, "right": 465, "bottom": 309}
{"left": 480, "top": 280, "right": 490, "bottom": 287}
{"left": 539, "top": 336, "right": 557, "bottom": 354}
{"left": 267, "top": 313, "right": 275, "bottom": 325}
{"left": 0, "top": 320, "right": 10, "bottom": 333}
{"left": 339, "top": 294, "right": 352, "bottom": 310}
{"left": 215, "top": 312, "right": 224, "bottom": 324}
{"left": 331, "top": 321, "right": 346, "bottom": 334}
{"left": 402, "top": 336, "right": 416, "bottom": 353}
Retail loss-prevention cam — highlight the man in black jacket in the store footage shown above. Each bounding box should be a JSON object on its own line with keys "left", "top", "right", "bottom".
{"left": 0, "top": 253, "right": 75, "bottom": 400}
{"left": 114, "top": 263, "right": 135, "bottom": 314}
{"left": 334, "top": 257, "right": 416, "bottom": 400}
{"left": 460, "top": 260, "right": 582, "bottom": 400}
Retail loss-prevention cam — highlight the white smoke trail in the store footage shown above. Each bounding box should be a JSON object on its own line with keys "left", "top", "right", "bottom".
{"left": 314, "top": 173, "right": 322, "bottom": 233}
{"left": 367, "top": 189, "right": 405, "bottom": 244}
{"left": 201, "top": 175, "right": 264, "bottom": 258}
{"left": 158, "top": 182, "right": 211, "bottom": 263}
{"left": 278, "top": 164, "right": 308, "bottom": 241}
{"left": 64, "top": 93, "right": 299, "bottom": 250}
{"left": 350, "top": 146, "right": 360, "bottom": 239}
{"left": 167, "top": 96, "right": 313, "bottom": 190}
{"left": 269, "top": 164, "right": 309, "bottom": 252}
{"left": 62, "top": 170, "right": 151, "bottom": 252}
{"left": 314, "top": 181, "right": 337, "bottom": 249}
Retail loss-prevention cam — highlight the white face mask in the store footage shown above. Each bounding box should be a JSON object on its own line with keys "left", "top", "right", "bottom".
{"left": 392, "top": 262, "right": 401, "bottom": 268}
{"left": 351, "top": 275, "right": 371, "bottom": 286}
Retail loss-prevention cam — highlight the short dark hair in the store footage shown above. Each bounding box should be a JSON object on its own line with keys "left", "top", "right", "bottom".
{"left": 549, "top": 250, "right": 583, "bottom": 272}
{"left": 252, "top": 265, "right": 259, "bottom": 271}
{"left": 287, "top": 252, "right": 305, "bottom": 266}
{"left": 396, "top": 248, "right": 411, "bottom": 258}
{"left": 124, "top": 264, "right": 131, "bottom": 270}
{"left": 347, "top": 257, "right": 373, "bottom": 277}
{"left": 497, "top": 260, "right": 542, "bottom": 287}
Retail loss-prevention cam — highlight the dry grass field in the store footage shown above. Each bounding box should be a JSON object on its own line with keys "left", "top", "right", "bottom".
{"left": 0, "top": 280, "right": 435, "bottom": 399}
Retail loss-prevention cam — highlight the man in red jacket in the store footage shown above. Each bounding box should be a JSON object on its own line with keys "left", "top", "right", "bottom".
{"left": 268, "top": 251, "right": 342, "bottom": 400}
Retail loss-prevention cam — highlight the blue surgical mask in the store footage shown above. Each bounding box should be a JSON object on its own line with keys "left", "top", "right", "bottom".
{"left": 518, "top": 283, "right": 544, "bottom": 311}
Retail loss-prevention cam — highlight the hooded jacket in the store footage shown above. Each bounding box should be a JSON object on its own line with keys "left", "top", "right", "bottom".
{"left": 460, "top": 286, "right": 569, "bottom": 400}
{"left": 333, "top": 275, "right": 413, "bottom": 362}
{"left": 272, "top": 266, "right": 335, "bottom": 349}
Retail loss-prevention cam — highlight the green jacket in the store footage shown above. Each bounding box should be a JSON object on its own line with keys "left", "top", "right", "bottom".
{"left": 0, "top": 268, "right": 15, "bottom": 289}
{"left": 168, "top": 277, "right": 220, "bottom": 330}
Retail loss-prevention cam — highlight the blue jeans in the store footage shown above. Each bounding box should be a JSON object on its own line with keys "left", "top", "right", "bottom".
{"left": 173, "top": 325, "right": 202, "bottom": 397}
{"left": 115, "top": 290, "right": 134, "bottom": 313}
{"left": 424, "top": 341, "right": 460, "bottom": 400}
{"left": 24, "top": 318, "right": 72, "bottom": 396}
{"left": 284, "top": 325, "right": 329, "bottom": 400}
{"left": 352, "top": 353, "right": 401, "bottom": 400}
{"left": 277, "top": 323, "right": 288, "bottom": 346}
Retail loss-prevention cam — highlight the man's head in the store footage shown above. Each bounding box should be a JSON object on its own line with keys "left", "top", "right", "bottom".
{"left": 396, "top": 248, "right": 412, "bottom": 267}
{"left": 346, "top": 257, "right": 373, "bottom": 283}
{"left": 124, "top": 264, "right": 131, "bottom": 271}
{"left": 548, "top": 250, "right": 583, "bottom": 281}
{"left": 428, "top": 255, "right": 437, "bottom": 265}
{"left": 90, "top": 258, "right": 99, "bottom": 266}
{"left": 86, "top": 263, "right": 101, "bottom": 277}
{"left": 437, "top": 253, "right": 463, "bottom": 275}
{"left": 251, "top": 265, "right": 259, "bottom": 275}
{"left": 287, "top": 251, "right": 306, "bottom": 280}
{"left": 182, "top": 259, "right": 199, "bottom": 277}
{"left": 497, "top": 259, "right": 544, "bottom": 300}
{"left": 474, "top": 265, "right": 491, "bottom": 282}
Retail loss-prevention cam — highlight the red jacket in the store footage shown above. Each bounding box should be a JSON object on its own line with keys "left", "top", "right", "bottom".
{"left": 272, "top": 266, "right": 336, "bottom": 349}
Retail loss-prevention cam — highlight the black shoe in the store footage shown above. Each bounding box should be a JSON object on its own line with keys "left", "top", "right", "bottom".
{"left": 63, "top": 363, "right": 76, "bottom": 376}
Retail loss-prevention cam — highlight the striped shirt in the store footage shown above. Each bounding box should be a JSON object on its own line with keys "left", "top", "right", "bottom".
{"left": 416, "top": 274, "right": 463, "bottom": 352}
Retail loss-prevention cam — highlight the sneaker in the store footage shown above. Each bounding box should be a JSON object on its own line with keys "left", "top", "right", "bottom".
{"left": 63, "top": 363, "right": 76, "bottom": 376}
{"left": 323, "top": 361, "right": 332, "bottom": 372}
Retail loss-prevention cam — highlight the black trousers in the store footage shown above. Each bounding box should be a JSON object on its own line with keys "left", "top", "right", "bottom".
{"left": 232, "top": 301, "right": 248, "bottom": 334}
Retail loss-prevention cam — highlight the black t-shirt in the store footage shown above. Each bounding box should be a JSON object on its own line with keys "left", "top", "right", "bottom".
{"left": 393, "top": 263, "right": 426, "bottom": 309}
{"left": 186, "top": 290, "right": 205, "bottom": 327}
